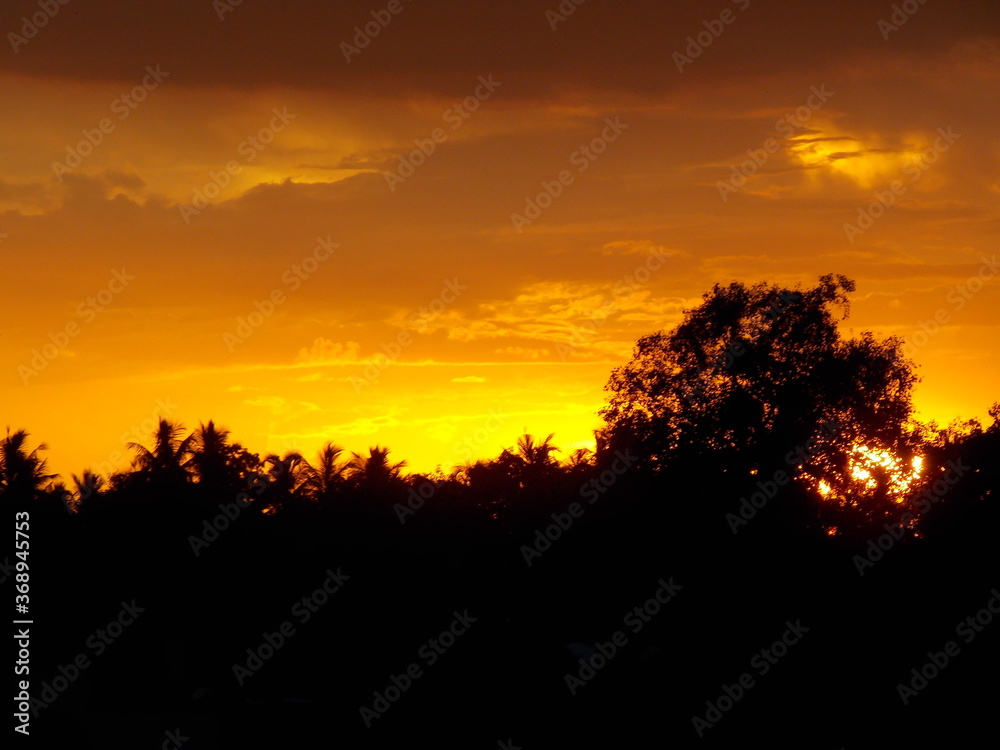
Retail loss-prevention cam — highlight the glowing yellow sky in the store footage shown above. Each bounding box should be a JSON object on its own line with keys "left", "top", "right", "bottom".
{"left": 2, "top": 1, "right": 999, "bottom": 479}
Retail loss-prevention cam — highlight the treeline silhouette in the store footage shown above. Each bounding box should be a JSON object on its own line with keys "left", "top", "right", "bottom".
{"left": 5, "top": 276, "right": 1000, "bottom": 747}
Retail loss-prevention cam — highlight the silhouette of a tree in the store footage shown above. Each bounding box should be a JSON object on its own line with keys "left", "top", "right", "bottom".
{"left": 516, "top": 432, "right": 559, "bottom": 468}
{"left": 262, "top": 451, "right": 308, "bottom": 512}
{"left": 600, "top": 275, "right": 919, "bottom": 525}
{"left": 0, "top": 428, "right": 56, "bottom": 505}
{"left": 349, "top": 446, "right": 407, "bottom": 490}
{"left": 72, "top": 469, "right": 105, "bottom": 503}
{"left": 184, "top": 420, "right": 260, "bottom": 497}
{"left": 300, "top": 442, "right": 350, "bottom": 503}
{"left": 565, "top": 447, "right": 593, "bottom": 470}
{"left": 126, "top": 418, "right": 195, "bottom": 486}
{"left": 187, "top": 420, "right": 232, "bottom": 487}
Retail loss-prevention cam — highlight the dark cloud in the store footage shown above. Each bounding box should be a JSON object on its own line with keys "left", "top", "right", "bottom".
{"left": 2, "top": 0, "right": 997, "bottom": 98}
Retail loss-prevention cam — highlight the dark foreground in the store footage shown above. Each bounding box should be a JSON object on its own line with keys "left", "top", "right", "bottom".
{"left": 14, "top": 433, "right": 1000, "bottom": 748}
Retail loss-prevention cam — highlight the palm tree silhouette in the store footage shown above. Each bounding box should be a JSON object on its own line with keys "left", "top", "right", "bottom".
{"left": 0, "top": 428, "right": 56, "bottom": 505}
{"left": 44, "top": 480, "right": 75, "bottom": 515}
{"left": 349, "top": 445, "right": 407, "bottom": 490}
{"left": 262, "top": 451, "right": 308, "bottom": 512}
{"left": 126, "top": 418, "right": 194, "bottom": 486}
{"left": 565, "top": 447, "right": 593, "bottom": 469}
{"left": 515, "top": 432, "right": 559, "bottom": 468}
{"left": 72, "top": 469, "right": 105, "bottom": 501}
{"left": 187, "top": 420, "right": 237, "bottom": 491}
{"left": 300, "top": 442, "right": 350, "bottom": 503}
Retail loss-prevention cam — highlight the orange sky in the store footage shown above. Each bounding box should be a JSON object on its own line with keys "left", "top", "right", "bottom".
{"left": 2, "top": 0, "right": 999, "bottom": 479}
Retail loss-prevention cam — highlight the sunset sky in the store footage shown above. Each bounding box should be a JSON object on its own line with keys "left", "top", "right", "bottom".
{"left": 3, "top": 0, "right": 998, "bottom": 480}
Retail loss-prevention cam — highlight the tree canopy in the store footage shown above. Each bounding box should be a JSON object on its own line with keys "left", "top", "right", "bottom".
{"left": 600, "top": 275, "right": 920, "bottom": 487}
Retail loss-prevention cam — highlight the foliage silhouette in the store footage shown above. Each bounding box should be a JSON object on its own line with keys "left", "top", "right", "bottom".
{"left": 11, "top": 276, "right": 1000, "bottom": 746}
{"left": 600, "top": 274, "right": 923, "bottom": 532}
{"left": 0, "top": 427, "right": 56, "bottom": 507}
{"left": 124, "top": 418, "right": 195, "bottom": 488}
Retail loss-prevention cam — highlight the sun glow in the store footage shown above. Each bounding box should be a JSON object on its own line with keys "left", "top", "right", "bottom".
{"left": 806, "top": 440, "right": 925, "bottom": 507}
{"left": 788, "top": 125, "right": 931, "bottom": 189}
